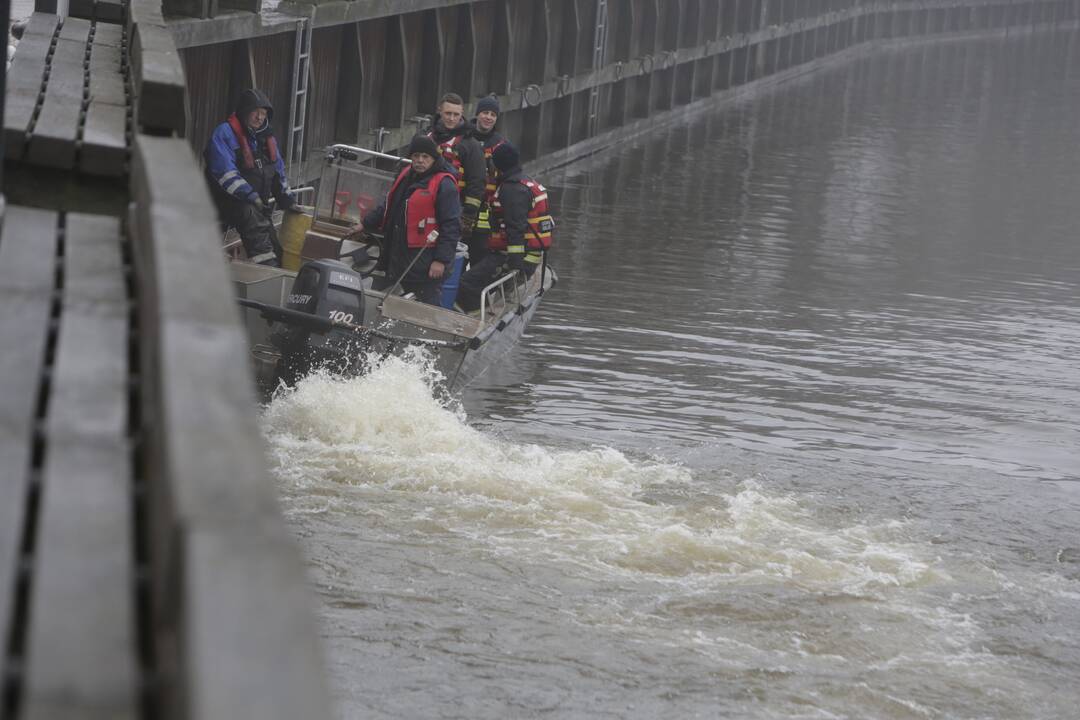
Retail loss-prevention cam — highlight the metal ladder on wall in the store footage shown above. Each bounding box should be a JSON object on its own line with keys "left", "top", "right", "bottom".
{"left": 587, "top": 0, "right": 609, "bottom": 138}
{"left": 286, "top": 9, "right": 315, "bottom": 188}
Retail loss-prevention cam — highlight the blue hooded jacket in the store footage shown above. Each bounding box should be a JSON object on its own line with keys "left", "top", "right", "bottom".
{"left": 204, "top": 88, "right": 291, "bottom": 208}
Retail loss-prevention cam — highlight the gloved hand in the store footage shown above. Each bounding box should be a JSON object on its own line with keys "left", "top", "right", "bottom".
{"left": 505, "top": 253, "right": 526, "bottom": 272}
{"left": 252, "top": 197, "right": 273, "bottom": 218}
{"left": 278, "top": 195, "right": 298, "bottom": 213}
{"left": 343, "top": 223, "right": 366, "bottom": 242}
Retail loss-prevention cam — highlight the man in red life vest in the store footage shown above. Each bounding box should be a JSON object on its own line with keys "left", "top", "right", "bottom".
{"left": 357, "top": 135, "right": 462, "bottom": 306}
{"left": 456, "top": 142, "right": 553, "bottom": 313}
{"left": 427, "top": 93, "right": 485, "bottom": 247}
{"left": 468, "top": 94, "right": 508, "bottom": 268}
{"left": 204, "top": 88, "right": 296, "bottom": 266}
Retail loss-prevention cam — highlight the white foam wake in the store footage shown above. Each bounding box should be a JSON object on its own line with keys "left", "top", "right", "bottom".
{"left": 262, "top": 353, "right": 939, "bottom": 597}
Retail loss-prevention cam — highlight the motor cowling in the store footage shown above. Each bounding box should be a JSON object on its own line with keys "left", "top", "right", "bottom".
{"left": 274, "top": 259, "right": 367, "bottom": 384}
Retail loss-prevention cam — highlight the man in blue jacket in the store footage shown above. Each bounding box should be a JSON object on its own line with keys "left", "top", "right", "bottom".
{"left": 204, "top": 88, "right": 296, "bottom": 266}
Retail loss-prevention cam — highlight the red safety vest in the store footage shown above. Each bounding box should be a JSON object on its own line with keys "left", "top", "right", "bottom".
{"left": 428, "top": 132, "right": 466, "bottom": 190}
{"left": 380, "top": 167, "right": 457, "bottom": 249}
{"left": 488, "top": 178, "right": 554, "bottom": 252}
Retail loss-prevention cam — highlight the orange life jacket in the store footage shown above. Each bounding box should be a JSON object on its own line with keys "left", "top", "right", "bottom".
{"left": 380, "top": 167, "right": 457, "bottom": 249}
{"left": 488, "top": 177, "right": 554, "bottom": 253}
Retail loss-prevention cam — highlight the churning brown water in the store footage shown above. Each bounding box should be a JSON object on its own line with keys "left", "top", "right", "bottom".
{"left": 266, "top": 30, "right": 1080, "bottom": 719}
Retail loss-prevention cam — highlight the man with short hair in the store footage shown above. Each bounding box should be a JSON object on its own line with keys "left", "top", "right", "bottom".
{"left": 358, "top": 135, "right": 462, "bottom": 306}
{"left": 457, "top": 142, "right": 553, "bottom": 313}
{"left": 468, "top": 94, "right": 508, "bottom": 268}
{"left": 204, "top": 88, "right": 296, "bottom": 266}
{"left": 428, "top": 92, "right": 485, "bottom": 248}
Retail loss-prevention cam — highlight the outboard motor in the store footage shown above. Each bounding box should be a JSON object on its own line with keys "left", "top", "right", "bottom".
{"left": 273, "top": 259, "right": 367, "bottom": 385}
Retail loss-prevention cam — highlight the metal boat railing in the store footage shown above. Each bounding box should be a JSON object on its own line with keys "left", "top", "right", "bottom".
{"left": 325, "top": 143, "right": 409, "bottom": 165}
{"left": 478, "top": 271, "right": 525, "bottom": 325}
{"left": 289, "top": 185, "right": 316, "bottom": 206}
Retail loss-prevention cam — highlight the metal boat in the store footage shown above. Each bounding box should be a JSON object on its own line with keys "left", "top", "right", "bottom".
{"left": 230, "top": 144, "right": 556, "bottom": 394}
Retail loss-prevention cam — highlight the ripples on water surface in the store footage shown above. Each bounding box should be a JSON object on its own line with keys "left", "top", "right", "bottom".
{"left": 267, "top": 31, "right": 1080, "bottom": 719}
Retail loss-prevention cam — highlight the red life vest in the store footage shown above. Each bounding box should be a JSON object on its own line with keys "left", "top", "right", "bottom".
{"left": 380, "top": 166, "right": 457, "bottom": 249}
{"left": 488, "top": 178, "right": 554, "bottom": 252}
{"left": 227, "top": 113, "right": 278, "bottom": 169}
{"left": 428, "top": 131, "right": 466, "bottom": 190}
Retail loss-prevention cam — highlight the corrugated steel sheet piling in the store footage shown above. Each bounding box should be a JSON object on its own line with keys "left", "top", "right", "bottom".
{"left": 165, "top": 0, "right": 1080, "bottom": 179}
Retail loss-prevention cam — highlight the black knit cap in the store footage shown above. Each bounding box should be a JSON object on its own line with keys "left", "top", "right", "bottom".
{"left": 476, "top": 95, "right": 500, "bottom": 115}
{"left": 492, "top": 142, "right": 520, "bottom": 173}
{"left": 407, "top": 134, "right": 439, "bottom": 158}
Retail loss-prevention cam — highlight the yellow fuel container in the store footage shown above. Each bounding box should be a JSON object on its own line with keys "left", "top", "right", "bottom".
{"left": 280, "top": 207, "right": 314, "bottom": 271}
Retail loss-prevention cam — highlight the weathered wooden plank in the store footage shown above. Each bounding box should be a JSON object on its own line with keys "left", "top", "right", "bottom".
{"left": 183, "top": 527, "right": 330, "bottom": 720}
{"left": 131, "top": 23, "right": 188, "bottom": 134}
{"left": 88, "top": 42, "right": 127, "bottom": 108}
{"left": 129, "top": 136, "right": 280, "bottom": 537}
{"left": 0, "top": 206, "right": 60, "bottom": 694}
{"left": 128, "top": 0, "right": 166, "bottom": 31}
{"left": 4, "top": 32, "right": 53, "bottom": 157}
{"left": 3, "top": 88, "right": 41, "bottom": 160}
{"left": 27, "top": 25, "right": 92, "bottom": 170}
{"left": 92, "top": 22, "right": 125, "bottom": 49}
{"left": 129, "top": 135, "right": 331, "bottom": 719}
{"left": 23, "top": 11, "right": 61, "bottom": 39}
{"left": 82, "top": 102, "right": 129, "bottom": 177}
{"left": 59, "top": 16, "right": 93, "bottom": 42}
{"left": 22, "top": 213, "right": 138, "bottom": 720}
{"left": 89, "top": 67, "right": 127, "bottom": 106}
{"left": 90, "top": 43, "right": 124, "bottom": 67}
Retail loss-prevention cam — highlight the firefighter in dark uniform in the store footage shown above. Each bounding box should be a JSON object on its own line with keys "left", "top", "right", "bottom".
{"left": 468, "top": 94, "right": 508, "bottom": 268}
{"left": 457, "top": 142, "right": 553, "bottom": 313}
{"left": 204, "top": 88, "right": 296, "bottom": 266}
{"left": 359, "top": 135, "right": 462, "bottom": 306}
{"left": 427, "top": 93, "right": 486, "bottom": 251}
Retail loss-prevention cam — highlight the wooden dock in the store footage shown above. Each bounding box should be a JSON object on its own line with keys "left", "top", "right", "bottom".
{"left": 1, "top": 2, "right": 330, "bottom": 718}
{"left": 3, "top": 0, "right": 1079, "bottom": 717}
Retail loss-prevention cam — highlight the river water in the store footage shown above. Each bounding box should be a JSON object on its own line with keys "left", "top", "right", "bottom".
{"left": 264, "top": 30, "right": 1080, "bottom": 719}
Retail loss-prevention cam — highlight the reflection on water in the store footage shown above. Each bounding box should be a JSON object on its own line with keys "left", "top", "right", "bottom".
{"left": 475, "top": 30, "right": 1080, "bottom": 482}
{"left": 270, "top": 30, "right": 1080, "bottom": 720}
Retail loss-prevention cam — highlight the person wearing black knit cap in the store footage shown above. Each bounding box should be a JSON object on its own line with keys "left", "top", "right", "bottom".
{"left": 357, "top": 134, "right": 462, "bottom": 306}
{"left": 468, "top": 94, "right": 509, "bottom": 268}
{"left": 456, "top": 141, "right": 554, "bottom": 313}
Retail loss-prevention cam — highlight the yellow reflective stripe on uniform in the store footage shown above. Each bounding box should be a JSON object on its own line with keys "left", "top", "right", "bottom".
{"left": 477, "top": 208, "right": 491, "bottom": 230}
{"left": 507, "top": 245, "right": 526, "bottom": 253}
{"left": 465, "top": 196, "right": 482, "bottom": 208}
{"left": 524, "top": 252, "right": 543, "bottom": 264}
